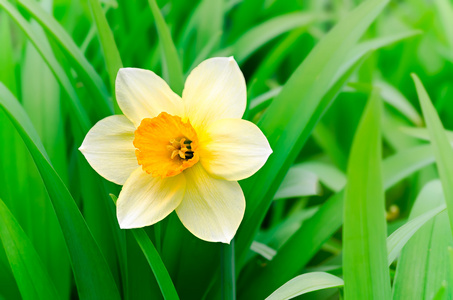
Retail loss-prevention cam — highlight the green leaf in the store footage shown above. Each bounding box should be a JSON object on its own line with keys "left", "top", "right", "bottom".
{"left": 231, "top": 12, "right": 315, "bottom": 63}
{"left": 0, "top": 83, "right": 121, "bottom": 300}
{"left": 387, "top": 202, "right": 446, "bottom": 265}
{"left": 265, "top": 272, "right": 343, "bottom": 300}
{"left": 243, "top": 142, "right": 436, "bottom": 300}
{"left": 236, "top": 0, "right": 389, "bottom": 263}
{"left": 132, "top": 229, "right": 180, "bottom": 300}
{"left": 147, "top": 0, "right": 184, "bottom": 94}
{"left": 250, "top": 241, "right": 277, "bottom": 261}
{"left": 377, "top": 79, "right": 423, "bottom": 126}
{"left": 392, "top": 180, "right": 453, "bottom": 299}
{"left": 0, "top": 0, "right": 91, "bottom": 134}
{"left": 413, "top": 73, "right": 453, "bottom": 238}
{"left": 296, "top": 161, "right": 346, "bottom": 192}
{"left": 195, "top": 0, "right": 223, "bottom": 53}
{"left": 274, "top": 168, "right": 321, "bottom": 200}
{"left": 382, "top": 145, "right": 434, "bottom": 189}
{"left": 16, "top": 0, "right": 113, "bottom": 116}
{"left": 109, "top": 194, "right": 179, "bottom": 300}
{"left": 400, "top": 126, "right": 453, "bottom": 143}
{"left": 434, "top": 0, "right": 453, "bottom": 54}
{"left": 188, "top": 31, "right": 222, "bottom": 73}
{"left": 342, "top": 89, "right": 391, "bottom": 299}
{"left": 86, "top": 0, "right": 123, "bottom": 113}
{"left": 0, "top": 198, "right": 61, "bottom": 300}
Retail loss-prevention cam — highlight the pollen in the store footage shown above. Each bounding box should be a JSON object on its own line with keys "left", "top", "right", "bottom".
{"left": 133, "top": 112, "right": 199, "bottom": 178}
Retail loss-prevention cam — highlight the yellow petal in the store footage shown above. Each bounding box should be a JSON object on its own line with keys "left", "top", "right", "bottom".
{"left": 199, "top": 118, "right": 272, "bottom": 181}
{"left": 175, "top": 164, "right": 245, "bottom": 243}
{"left": 117, "top": 168, "right": 186, "bottom": 228}
{"left": 79, "top": 115, "right": 138, "bottom": 185}
{"left": 116, "top": 68, "right": 183, "bottom": 126}
{"left": 182, "top": 57, "right": 246, "bottom": 130}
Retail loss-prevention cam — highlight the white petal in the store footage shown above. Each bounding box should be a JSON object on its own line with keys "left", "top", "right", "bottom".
{"left": 79, "top": 115, "right": 138, "bottom": 185}
{"left": 175, "top": 164, "right": 245, "bottom": 243}
{"left": 182, "top": 57, "right": 246, "bottom": 130}
{"left": 117, "top": 168, "right": 186, "bottom": 228}
{"left": 199, "top": 118, "right": 272, "bottom": 181}
{"left": 116, "top": 68, "right": 183, "bottom": 126}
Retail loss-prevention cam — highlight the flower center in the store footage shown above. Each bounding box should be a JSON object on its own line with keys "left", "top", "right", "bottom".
{"left": 133, "top": 112, "right": 199, "bottom": 178}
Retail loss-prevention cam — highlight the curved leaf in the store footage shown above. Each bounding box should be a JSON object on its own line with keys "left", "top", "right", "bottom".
{"left": 236, "top": 0, "right": 390, "bottom": 266}
{"left": 147, "top": 0, "right": 184, "bottom": 94}
{"left": 413, "top": 74, "right": 453, "bottom": 238}
{"left": 0, "top": 198, "right": 61, "bottom": 300}
{"left": 0, "top": 83, "right": 121, "bottom": 300}
{"left": 232, "top": 12, "right": 316, "bottom": 63}
{"left": 16, "top": 0, "right": 113, "bottom": 116}
{"left": 86, "top": 0, "right": 123, "bottom": 113}
{"left": 266, "top": 272, "right": 343, "bottom": 300}
{"left": 0, "top": 0, "right": 91, "bottom": 134}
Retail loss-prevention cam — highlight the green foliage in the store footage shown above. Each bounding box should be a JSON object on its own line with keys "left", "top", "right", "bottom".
{"left": 1, "top": 0, "right": 453, "bottom": 299}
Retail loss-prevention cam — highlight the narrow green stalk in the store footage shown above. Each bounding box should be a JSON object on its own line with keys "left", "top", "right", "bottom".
{"left": 221, "top": 240, "right": 236, "bottom": 300}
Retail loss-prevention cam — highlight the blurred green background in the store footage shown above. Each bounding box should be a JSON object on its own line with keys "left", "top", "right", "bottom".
{"left": 1, "top": 0, "right": 453, "bottom": 299}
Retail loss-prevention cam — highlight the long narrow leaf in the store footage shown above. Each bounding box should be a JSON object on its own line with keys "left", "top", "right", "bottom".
{"left": 413, "top": 73, "right": 453, "bottom": 238}
{"left": 109, "top": 194, "right": 179, "bottom": 300}
{"left": 86, "top": 0, "right": 123, "bottom": 113}
{"left": 387, "top": 203, "right": 446, "bottom": 265}
{"left": 242, "top": 142, "right": 436, "bottom": 300}
{"left": 0, "top": 198, "right": 61, "bottom": 300}
{"left": 265, "top": 272, "right": 343, "bottom": 300}
{"left": 0, "top": 83, "right": 121, "bottom": 300}
{"left": 147, "top": 0, "right": 184, "bottom": 94}
{"left": 392, "top": 180, "right": 453, "bottom": 299}
{"left": 236, "top": 0, "right": 389, "bottom": 263}
{"left": 16, "top": 0, "right": 113, "bottom": 116}
{"left": 231, "top": 12, "right": 315, "bottom": 63}
{"left": 342, "top": 90, "right": 391, "bottom": 299}
{"left": 0, "top": 0, "right": 91, "bottom": 134}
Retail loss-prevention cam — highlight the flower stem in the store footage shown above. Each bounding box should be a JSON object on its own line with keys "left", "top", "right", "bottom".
{"left": 221, "top": 239, "right": 236, "bottom": 300}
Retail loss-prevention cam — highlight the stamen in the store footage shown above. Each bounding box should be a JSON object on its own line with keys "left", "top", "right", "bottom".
{"left": 171, "top": 150, "right": 179, "bottom": 159}
{"left": 167, "top": 137, "right": 194, "bottom": 160}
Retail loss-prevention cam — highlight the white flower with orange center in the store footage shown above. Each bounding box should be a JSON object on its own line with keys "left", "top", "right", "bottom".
{"left": 79, "top": 57, "right": 272, "bottom": 243}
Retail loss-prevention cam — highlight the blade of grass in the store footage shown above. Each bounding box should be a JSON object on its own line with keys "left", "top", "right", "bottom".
{"left": 236, "top": 0, "right": 389, "bottom": 264}
{"left": 195, "top": 0, "right": 223, "bottom": 53}
{"left": 274, "top": 168, "right": 321, "bottom": 200}
{"left": 0, "top": 83, "right": 121, "bottom": 300}
{"left": 392, "top": 180, "right": 453, "bottom": 299}
{"left": 241, "top": 142, "right": 435, "bottom": 299}
{"left": 16, "top": 0, "right": 113, "bottom": 116}
{"left": 86, "top": 0, "right": 122, "bottom": 113}
{"left": 295, "top": 160, "right": 346, "bottom": 192}
{"left": 387, "top": 203, "right": 446, "bottom": 265}
{"left": 247, "top": 28, "right": 305, "bottom": 98}
{"left": 377, "top": 79, "right": 423, "bottom": 126}
{"left": 265, "top": 272, "right": 343, "bottom": 300}
{"left": 231, "top": 12, "right": 316, "bottom": 63}
{"left": 0, "top": 198, "right": 61, "bottom": 300}
{"left": 187, "top": 31, "right": 222, "bottom": 73}
{"left": 21, "top": 25, "right": 71, "bottom": 297}
{"left": 109, "top": 194, "right": 179, "bottom": 300}
{"left": 400, "top": 126, "right": 453, "bottom": 142}
{"left": 342, "top": 90, "right": 391, "bottom": 299}
{"left": 147, "top": 0, "right": 184, "bottom": 94}
{"left": 413, "top": 73, "right": 453, "bottom": 238}
{"left": 0, "top": 0, "right": 91, "bottom": 134}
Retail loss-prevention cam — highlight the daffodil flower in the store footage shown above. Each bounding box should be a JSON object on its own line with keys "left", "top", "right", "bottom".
{"left": 79, "top": 57, "right": 272, "bottom": 243}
